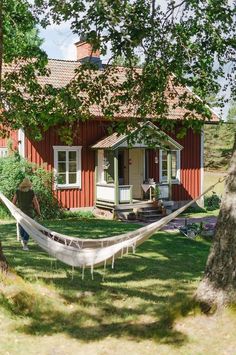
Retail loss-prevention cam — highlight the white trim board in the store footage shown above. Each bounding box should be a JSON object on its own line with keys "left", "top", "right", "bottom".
{"left": 18, "top": 129, "right": 25, "bottom": 158}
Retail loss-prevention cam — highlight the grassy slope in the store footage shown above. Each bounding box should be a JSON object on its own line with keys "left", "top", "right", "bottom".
{"left": 0, "top": 217, "right": 236, "bottom": 354}
{"left": 204, "top": 123, "right": 235, "bottom": 172}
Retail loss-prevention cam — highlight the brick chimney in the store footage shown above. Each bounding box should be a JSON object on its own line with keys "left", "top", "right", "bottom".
{"left": 75, "top": 36, "right": 102, "bottom": 68}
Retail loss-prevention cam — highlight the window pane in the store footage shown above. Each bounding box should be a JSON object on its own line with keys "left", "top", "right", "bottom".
{"left": 69, "top": 151, "right": 76, "bottom": 161}
{"left": 58, "top": 151, "right": 66, "bottom": 161}
{"left": 172, "top": 169, "right": 177, "bottom": 179}
{"left": 105, "top": 151, "right": 114, "bottom": 183}
{"left": 0, "top": 149, "right": 8, "bottom": 158}
{"left": 171, "top": 152, "right": 177, "bottom": 179}
{"left": 58, "top": 173, "right": 66, "bottom": 184}
{"left": 58, "top": 162, "right": 66, "bottom": 173}
{"left": 172, "top": 152, "right": 177, "bottom": 166}
{"left": 162, "top": 161, "right": 167, "bottom": 170}
{"left": 69, "top": 162, "right": 77, "bottom": 173}
{"left": 69, "top": 173, "right": 77, "bottom": 184}
{"left": 162, "top": 169, "right": 168, "bottom": 179}
{"left": 162, "top": 151, "right": 167, "bottom": 160}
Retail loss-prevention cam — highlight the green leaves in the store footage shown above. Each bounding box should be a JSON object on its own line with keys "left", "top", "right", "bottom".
{"left": 1, "top": 0, "right": 236, "bottom": 140}
{"left": 32, "top": 0, "right": 235, "bottom": 136}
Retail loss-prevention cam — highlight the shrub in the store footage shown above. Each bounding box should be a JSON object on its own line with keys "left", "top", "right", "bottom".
{"left": 204, "top": 192, "right": 221, "bottom": 211}
{"left": 0, "top": 153, "right": 63, "bottom": 219}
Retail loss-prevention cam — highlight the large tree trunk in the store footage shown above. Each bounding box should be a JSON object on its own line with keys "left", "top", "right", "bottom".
{"left": 196, "top": 135, "right": 236, "bottom": 309}
{"left": 0, "top": 242, "right": 8, "bottom": 274}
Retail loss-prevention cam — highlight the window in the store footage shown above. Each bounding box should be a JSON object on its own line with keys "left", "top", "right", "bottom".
{"left": 53, "top": 146, "right": 82, "bottom": 188}
{"left": 159, "top": 150, "right": 180, "bottom": 183}
{"left": 104, "top": 150, "right": 114, "bottom": 183}
{"left": 0, "top": 147, "right": 8, "bottom": 158}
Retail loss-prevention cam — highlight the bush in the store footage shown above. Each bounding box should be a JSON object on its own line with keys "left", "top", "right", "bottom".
{"left": 0, "top": 153, "right": 63, "bottom": 219}
{"left": 204, "top": 192, "right": 221, "bottom": 211}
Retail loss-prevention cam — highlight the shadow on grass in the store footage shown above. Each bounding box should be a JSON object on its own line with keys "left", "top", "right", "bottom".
{"left": 0, "top": 219, "right": 210, "bottom": 346}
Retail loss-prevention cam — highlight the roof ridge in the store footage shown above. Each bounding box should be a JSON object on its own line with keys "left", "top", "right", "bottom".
{"left": 48, "top": 58, "right": 79, "bottom": 63}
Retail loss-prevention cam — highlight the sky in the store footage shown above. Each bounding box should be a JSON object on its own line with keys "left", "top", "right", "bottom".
{"left": 40, "top": 23, "right": 78, "bottom": 60}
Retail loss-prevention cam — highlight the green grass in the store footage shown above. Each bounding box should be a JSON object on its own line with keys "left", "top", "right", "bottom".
{"left": 0, "top": 217, "right": 235, "bottom": 354}
{"left": 204, "top": 171, "right": 226, "bottom": 197}
{"left": 204, "top": 123, "right": 235, "bottom": 171}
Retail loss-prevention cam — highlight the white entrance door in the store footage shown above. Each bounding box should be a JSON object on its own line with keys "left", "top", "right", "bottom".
{"left": 129, "top": 149, "right": 144, "bottom": 199}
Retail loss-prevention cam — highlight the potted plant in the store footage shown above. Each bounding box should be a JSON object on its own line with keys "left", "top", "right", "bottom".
{"left": 153, "top": 185, "right": 162, "bottom": 207}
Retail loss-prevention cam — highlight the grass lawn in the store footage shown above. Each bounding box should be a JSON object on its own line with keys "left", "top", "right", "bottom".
{"left": 204, "top": 171, "right": 226, "bottom": 197}
{"left": 0, "top": 216, "right": 236, "bottom": 355}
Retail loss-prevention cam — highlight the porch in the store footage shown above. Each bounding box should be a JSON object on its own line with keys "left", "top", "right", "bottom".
{"left": 92, "top": 122, "right": 183, "bottom": 213}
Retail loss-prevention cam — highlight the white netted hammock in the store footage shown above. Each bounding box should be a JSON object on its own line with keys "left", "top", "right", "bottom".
{"left": 0, "top": 181, "right": 223, "bottom": 276}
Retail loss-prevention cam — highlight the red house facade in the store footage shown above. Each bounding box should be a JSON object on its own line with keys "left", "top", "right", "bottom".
{"left": 0, "top": 41, "right": 219, "bottom": 213}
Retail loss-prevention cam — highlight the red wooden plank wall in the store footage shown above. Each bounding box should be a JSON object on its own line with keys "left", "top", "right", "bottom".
{"left": 25, "top": 120, "right": 109, "bottom": 208}
{"left": 24, "top": 121, "right": 201, "bottom": 208}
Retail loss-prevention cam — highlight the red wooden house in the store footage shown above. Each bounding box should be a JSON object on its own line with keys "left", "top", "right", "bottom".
{"left": 0, "top": 40, "right": 219, "bottom": 216}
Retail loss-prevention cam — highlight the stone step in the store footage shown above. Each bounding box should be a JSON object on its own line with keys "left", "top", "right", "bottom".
{"left": 137, "top": 206, "right": 162, "bottom": 212}
{"left": 137, "top": 210, "right": 162, "bottom": 217}
{"left": 139, "top": 215, "right": 164, "bottom": 222}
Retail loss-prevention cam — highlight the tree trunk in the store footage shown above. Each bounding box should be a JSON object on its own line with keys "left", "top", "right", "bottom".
{"left": 196, "top": 134, "right": 236, "bottom": 309}
{"left": 0, "top": 242, "right": 8, "bottom": 274}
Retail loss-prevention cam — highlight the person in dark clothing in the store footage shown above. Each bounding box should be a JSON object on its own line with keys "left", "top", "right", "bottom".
{"left": 12, "top": 177, "right": 41, "bottom": 251}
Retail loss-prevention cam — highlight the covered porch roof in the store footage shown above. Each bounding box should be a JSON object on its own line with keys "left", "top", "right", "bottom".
{"left": 91, "top": 121, "right": 183, "bottom": 151}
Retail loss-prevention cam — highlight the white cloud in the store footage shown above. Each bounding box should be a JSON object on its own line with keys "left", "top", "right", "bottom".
{"left": 39, "top": 25, "right": 78, "bottom": 60}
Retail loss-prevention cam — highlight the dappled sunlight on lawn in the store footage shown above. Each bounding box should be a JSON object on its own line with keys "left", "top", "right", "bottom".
{"left": 0, "top": 218, "right": 211, "bottom": 348}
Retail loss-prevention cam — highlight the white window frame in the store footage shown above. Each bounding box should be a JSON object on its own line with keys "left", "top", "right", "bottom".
{"left": 0, "top": 147, "right": 8, "bottom": 158}
{"left": 53, "top": 146, "right": 82, "bottom": 189}
{"left": 159, "top": 150, "right": 181, "bottom": 184}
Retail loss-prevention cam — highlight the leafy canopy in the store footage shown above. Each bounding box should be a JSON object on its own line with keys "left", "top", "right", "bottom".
{"left": 0, "top": 0, "right": 70, "bottom": 140}
{"left": 1, "top": 1, "right": 236, "bottom": 140}
{"left": 33, "top": 0, "right": 236, "bottom": 135}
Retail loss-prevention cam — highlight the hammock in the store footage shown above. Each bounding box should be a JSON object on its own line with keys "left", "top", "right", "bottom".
{"left": 0, "top": 179, "right": 224, "bottom": 273}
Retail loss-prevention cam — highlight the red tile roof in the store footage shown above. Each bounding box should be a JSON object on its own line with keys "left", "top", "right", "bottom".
{"left": 3, "top": 59, "right": 220, "bottom": 122}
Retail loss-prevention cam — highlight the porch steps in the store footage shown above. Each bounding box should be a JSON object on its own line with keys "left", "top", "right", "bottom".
{"left": 115, "top": 201, "right": 154, "bottom": 211}
{"left": 114, "top": 201, "right": 174, "bottom": 222}
{"left": 137, "top": 207, "right": 165, "bottom": 223}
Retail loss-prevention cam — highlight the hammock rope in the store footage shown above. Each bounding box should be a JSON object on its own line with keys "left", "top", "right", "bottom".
{"left": 0, "top": 178, "right": 225, "bottom": 271}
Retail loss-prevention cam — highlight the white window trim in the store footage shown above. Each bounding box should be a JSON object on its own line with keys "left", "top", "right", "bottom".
{"left": 53, "top": 146, "right": 82, "bottom": 189}
{"left": 0, "top": 147, "right": 8, "bottom": 158}
{"left": 159, "top": 150, "right": 181, "bottom": 184}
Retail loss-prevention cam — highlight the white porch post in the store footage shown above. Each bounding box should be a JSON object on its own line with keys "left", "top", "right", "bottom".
{"left": 167, "top": 150, "right": 172, "bottom": 200}
{"left": 18, "top": 129, "right": 25, "bottom": 158}
{"left": 114, "top": 150, "right": 119, "bottom": 205}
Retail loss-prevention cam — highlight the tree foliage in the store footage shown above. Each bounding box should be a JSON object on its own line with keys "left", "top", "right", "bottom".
{"left": 0, "top": 0, "right": 70, "bottom": 140}
{"left": 32, "top": 0, "right": 236, "bottom": 134}
{"left": 1, "top": 1, "right": 236, "bottom": 138}
{"left": 227, "top": 100, "right": 236, "bottom": 122}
